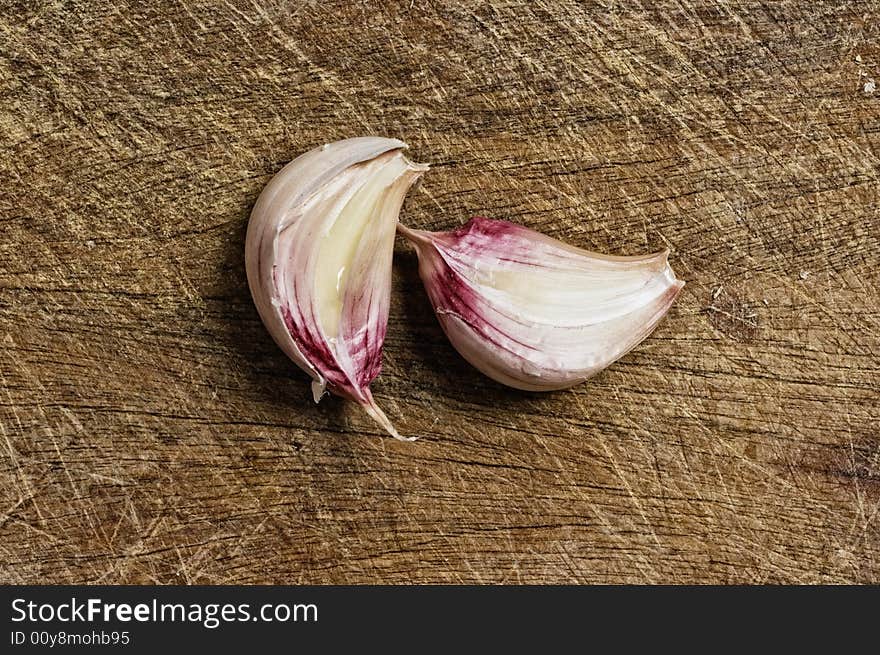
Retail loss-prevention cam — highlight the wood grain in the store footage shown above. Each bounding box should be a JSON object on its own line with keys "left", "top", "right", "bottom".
{"left": 1, "top": 0, "right": 878, "bottom": 584}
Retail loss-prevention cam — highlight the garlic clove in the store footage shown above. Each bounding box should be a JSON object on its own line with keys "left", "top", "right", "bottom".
{"left": 398, "top": 217, "right": 684, "bottom": 391}
{"left": 246, "top": 137, "right": 428, "bottom": 439}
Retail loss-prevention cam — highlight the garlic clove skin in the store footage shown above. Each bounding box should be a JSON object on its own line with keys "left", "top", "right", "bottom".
{"left": 398, "top": 217, "right": 684, "bottom": 391}
{"left": 246, "top": 137, "right": 428, "bottom": 439}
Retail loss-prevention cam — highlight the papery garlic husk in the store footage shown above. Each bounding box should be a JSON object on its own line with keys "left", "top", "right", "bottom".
{"left": 398, "top": 217, "right": 684, "bottom": 391}
{"left": 246, "top": 137, "right": 428, "bottom": 439}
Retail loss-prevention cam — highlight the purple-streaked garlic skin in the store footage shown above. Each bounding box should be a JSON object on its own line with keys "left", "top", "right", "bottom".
{"left": 245, "top": 137, "right": 427, "bottom": 439}
{"left": 398, "top": 217, "right": 685, "bottom": 391}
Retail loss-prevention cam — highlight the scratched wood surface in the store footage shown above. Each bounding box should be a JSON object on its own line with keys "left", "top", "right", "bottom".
{"left": 1, "top": 0, "right": 878, "bottom": 584}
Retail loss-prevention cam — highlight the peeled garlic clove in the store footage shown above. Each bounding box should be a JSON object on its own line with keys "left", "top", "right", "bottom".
{"left": 398, "top": 217, "right": 684, "bottom": 391}
{"left": 246, "top": 137, "right": 428, "bottom": 439}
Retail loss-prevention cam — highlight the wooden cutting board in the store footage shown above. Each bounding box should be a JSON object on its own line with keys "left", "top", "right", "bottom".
{"left": 1, "top": 0, "right": 877, "bottom": 584}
